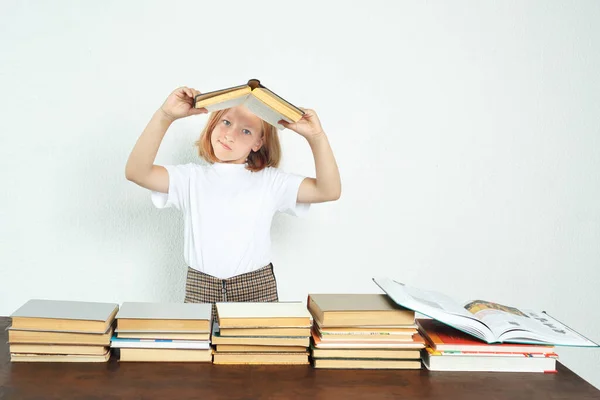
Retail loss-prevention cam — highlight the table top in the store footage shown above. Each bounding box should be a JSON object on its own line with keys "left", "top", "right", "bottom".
{"left": 1, "top": 317, "right": 599, "bottom": 400}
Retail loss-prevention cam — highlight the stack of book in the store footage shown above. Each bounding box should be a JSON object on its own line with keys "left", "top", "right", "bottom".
{"left": 111, "top": 302, "right": 212, "bottom": 362}
{"left": 418, "top": 319, "right": 559, "bottom": 372}
{"left": 307, "top": 294, "right": 425, "bottom": 369}
{"left": 8, "top": 299, "right": 118, "bottom": 362}
{"left": 212, "top": 302, "right": 311, "bottom": 365}
{"left": 373, "top": 277, "right": 600, "bottom": 373}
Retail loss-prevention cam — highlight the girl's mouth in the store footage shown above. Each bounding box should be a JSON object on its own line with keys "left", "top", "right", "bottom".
{"left": 218, "top": 140, "right": 232, "bottom": 151}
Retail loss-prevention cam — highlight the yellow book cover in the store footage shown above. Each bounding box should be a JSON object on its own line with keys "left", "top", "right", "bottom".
{"left": 194, "top": 79, "right": 304, "bottom": 130}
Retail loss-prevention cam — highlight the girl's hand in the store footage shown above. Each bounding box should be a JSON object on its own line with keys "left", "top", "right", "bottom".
{"left": 279, "top": 108, "right": 324, "bottom": 139}
{"left": 160, "top": 86, "right": 208, "bottom": 121}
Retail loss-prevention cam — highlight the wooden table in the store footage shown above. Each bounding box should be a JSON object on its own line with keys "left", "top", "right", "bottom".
{"left": 1, "top": 317, "right": 599, "bottom": 399}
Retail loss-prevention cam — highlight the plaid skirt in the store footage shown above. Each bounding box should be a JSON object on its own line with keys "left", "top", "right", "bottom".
{"left": 184, "top": 264, "right": 279, "bottom": 322}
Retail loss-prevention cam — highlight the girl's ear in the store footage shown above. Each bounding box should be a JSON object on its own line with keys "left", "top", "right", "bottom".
{"left": 252, "top": 138, "right": 264, "bottom": 153}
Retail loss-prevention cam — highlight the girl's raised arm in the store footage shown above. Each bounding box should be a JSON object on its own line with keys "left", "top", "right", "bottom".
{"left": 125, "top": 87, "right": 206, "bottom": 193}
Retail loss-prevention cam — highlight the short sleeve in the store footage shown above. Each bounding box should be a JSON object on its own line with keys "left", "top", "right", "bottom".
{"left": 269, "top": 168, "right": 311, "bottom": 217}
{"left": 150, "top": 164, "right": 193, "bottom": 212}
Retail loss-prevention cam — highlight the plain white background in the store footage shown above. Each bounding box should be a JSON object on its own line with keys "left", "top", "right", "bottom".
{"left": 1, "top": 0, "right": 599, "bottom": 389}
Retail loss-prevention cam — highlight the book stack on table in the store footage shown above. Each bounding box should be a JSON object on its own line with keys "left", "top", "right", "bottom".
{"left": 8, "top": 278, "right": 598, "bottom": 368}
{"left": 418, "top": 318, "right": 559, "bottom": 372}
{"left": 212, "top": 302, "right": 311, "bottom": 365}
{"left": 307, "top": 294, "right": 425, "bottom": 369}
{"left": 111, "top": 302, "right": 213, "bottom": 362}
{"left": 8, "top": 299, "right": 118, "bottom": 362}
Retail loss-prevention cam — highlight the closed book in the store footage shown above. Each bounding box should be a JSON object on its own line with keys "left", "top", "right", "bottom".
{"left": 11, "top": 350, "right": 110, "bottom": 363}
{"left": 8, "top": 326, "right": 114, "bottom": 345}
{"left": 216, "top": 345, "right": 308, "bottom": 353}
{"left": 119, "top": 348, "right": 212, "bottom": 362}
{"left": 312, "top": 330, "right": 425, "bottom": 349}
{"left": 211, "top": 331, "right": 309, "bottom": 347}
{"left": 10, "top": 299, "right": 118, "bottom": 333}
{"left": 307, "top": 294, "right": 415, "bottom": 327}
{"left": 110, "top": 336, "right": 210, "bottom": 349}
{"left": 9, "top": 344, "right": 108, "bottom": 355}
{"left": 116, "top": 302, "right": 211, "bottom": 332}
{"left": 312, "top": 358, "right": 421, "bottom": 369}
{"left": 316, "top": 324, "right": 417, "bottom": 334}
{"left": 213, "top": 351, "right": 309, "bottom": 365}
{"left": 219, "top": 327, "right": 311, "bottom": 337}
{"left": 116, "top": 332, "right": 210, "bottom": 340}
{"left": 315, "top": 326, "right": 416, "bottom": 342}
{"left": 216, "top": 302, "right": 311, "bottom": 328}
{"left": 310, "top": 346, "right": 421, "bottom": 360}
{"left": 422, "top": 348, "right": 558, "bottom": 372}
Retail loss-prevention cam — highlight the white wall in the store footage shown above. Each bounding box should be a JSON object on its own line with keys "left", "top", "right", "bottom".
{"left": 1, "top": 0, "right": 599, "bottom": 388}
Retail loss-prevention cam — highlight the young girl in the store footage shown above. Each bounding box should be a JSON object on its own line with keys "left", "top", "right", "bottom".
{"left": 125, "top": 86, "right": 341, "bottom": 319}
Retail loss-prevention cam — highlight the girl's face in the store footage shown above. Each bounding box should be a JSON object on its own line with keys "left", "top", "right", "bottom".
{"left": 211, "top": 105, "right": 264, "bottom": 164}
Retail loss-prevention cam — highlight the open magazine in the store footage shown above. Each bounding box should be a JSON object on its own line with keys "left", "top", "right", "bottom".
{"left": 372, "top": 277, "right": 599, "bottom": 347}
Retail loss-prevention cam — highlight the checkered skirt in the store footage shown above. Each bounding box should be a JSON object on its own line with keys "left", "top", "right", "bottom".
{"left": 184, "top": 264, "right": 279, "bottom": 322}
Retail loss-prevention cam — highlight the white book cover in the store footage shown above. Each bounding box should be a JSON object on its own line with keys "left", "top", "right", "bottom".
{"left": 10, "top": 299, "right": 118, "bottom": 322}
{"left": 216, "top": 302, "right": 311, "bottom": 319}
{"left": 116, "top": 302, "right": 212, "bottom": 321}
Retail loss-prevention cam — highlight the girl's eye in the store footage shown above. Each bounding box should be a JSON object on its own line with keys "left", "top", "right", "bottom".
{"left": 222, "top": 119, "right": 250, "bottom": 135}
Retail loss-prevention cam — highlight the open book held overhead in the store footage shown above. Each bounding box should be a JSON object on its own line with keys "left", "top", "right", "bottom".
{"left": 372, "top": 277, "right": 599, "bottom": 348}
{"left": 194, "top": 79, "right": 304, "bottom": 130}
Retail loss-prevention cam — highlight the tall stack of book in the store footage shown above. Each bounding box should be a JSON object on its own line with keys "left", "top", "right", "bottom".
{"left": 307, "top": 294, "right": 425, "bottom": 369}
{"left": 212, "top": 302, "right": 311, "bottom": 365}
{"left": 8, "top": 299, "right": 118, "bottom": 362}
{"left": 111, "top": 302, "right": 212, "bottom": 362}
{"left": 418, "top": 319, "right": 559, "bottom": 372}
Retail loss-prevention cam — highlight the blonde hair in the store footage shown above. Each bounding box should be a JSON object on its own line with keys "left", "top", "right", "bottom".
{"left": 194, "top": 109, "right": 281, "bottom": 172}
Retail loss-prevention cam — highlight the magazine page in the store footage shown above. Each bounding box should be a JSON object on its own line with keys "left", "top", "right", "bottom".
{"left": 373, "top": 277, "right": 493, "bottom": 342}
{"left": 505, "top": 311, "right": 599, "bottom": 346}
{"left": 463, "top": 300, "right": 531, "bottom": 340}
{"left": 463, "top": 301, "right": 599, "bottom": 347}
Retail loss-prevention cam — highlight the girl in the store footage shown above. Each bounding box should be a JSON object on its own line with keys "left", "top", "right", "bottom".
{"left": 125, "top": 86, "right": 341, "bottom": 320}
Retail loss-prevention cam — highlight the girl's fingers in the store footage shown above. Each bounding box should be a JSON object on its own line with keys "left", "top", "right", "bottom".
{"left": 177, "top": 87, "right": 188, "bottom": 100}
{"left": 188, "top": 107, "right": 208, "bottom": 115}
{"left": 177, "top": 86, "right": 200, "bottom": 100}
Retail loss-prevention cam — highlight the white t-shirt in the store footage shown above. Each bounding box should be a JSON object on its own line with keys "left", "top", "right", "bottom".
{"left": 151, "top": 162, "right": 309, "bottom": 279}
